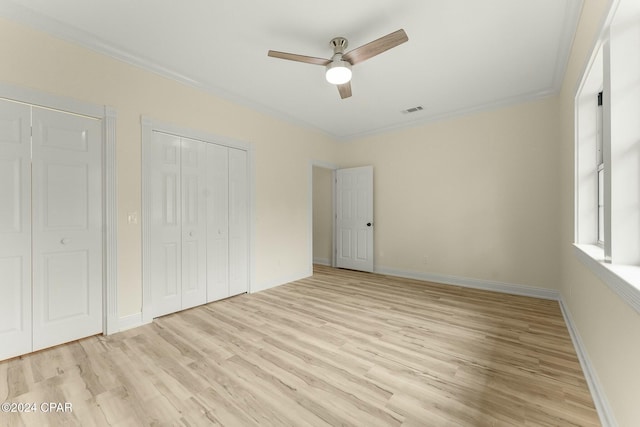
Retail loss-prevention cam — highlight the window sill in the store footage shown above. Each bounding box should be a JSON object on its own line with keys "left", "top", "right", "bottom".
{"left": 573, "top": 244, "right": 640, "bottom": 315}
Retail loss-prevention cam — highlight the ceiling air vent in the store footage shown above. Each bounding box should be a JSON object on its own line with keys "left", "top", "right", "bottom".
{"left": 401, "top": 106, "right": 424, "bottom": 114}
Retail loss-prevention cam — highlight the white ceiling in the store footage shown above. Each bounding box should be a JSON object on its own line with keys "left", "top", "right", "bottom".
{"left": 0, "top": 0, "right": 582, "bottom": 139}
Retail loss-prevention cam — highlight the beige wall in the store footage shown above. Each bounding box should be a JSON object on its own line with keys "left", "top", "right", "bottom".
{"left": 312, "top": 166, "right": 333, "bottom": 264}
{"left": 558, "top": 1, "right": 640, "bottom": 425}
{"left": 3, "top": 4, "right": 640, "bottom": 424}
{"left": 0, "top": 17, "right": 339, "bottom": 316}
{"left": 339, "top": 96, "right": 562, "bottom": 290}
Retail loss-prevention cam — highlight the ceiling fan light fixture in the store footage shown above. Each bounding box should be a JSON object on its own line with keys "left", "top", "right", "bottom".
{"left": 268, "top": 29, "right": 407, "bottom": 98}
{"left": 325, "top": 60, "right": 352, "bottom": 85}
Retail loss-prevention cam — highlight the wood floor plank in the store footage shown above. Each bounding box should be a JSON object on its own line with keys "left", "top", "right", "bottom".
{"left": 0, "top": 265, "right": 600, "bottom": 426}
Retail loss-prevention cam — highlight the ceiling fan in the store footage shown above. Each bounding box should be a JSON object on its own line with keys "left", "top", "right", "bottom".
{"left": 268, "top": 29, "right": 408, "bottom": 99}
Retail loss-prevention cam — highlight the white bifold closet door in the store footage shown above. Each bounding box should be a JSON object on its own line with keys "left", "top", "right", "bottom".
{"left": 31, "top": 107, "right": 103, "bottom": 350}
{"left": 0, "top": 99, "right": 103, "bottom": 361}
{"left": 150, "top": 131, "right": 248, "bottom": 318}
{"left": 150, "top": 133, "right": 207, "bottom": 317}
{"left": 206, "top": 144, "right": 248, "bottom": 301}
{"left": 0, "top": 100, "right": 32, "bottom": 360}
{"left": 180, "top": 137, "right": 208, "bottom": 309}
{"left": 206, "top": 143, "right": 229, "bottom": 302}
{"left": 228, "top": 148, "right": 248, "bottom": 297}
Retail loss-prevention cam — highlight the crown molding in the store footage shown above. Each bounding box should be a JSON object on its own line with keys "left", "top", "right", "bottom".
{"left": 0, "top": 1, "right": 578, "bottom": 142}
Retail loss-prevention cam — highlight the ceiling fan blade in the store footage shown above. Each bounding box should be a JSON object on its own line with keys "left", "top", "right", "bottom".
{"left": 342, "top": 29, "right": 408, "bottom": 65}
{"left": 337, "top": 82, "right": 352, "bottom": 99}
{"left": 268, "top": 50, "right": 331, "bottom": 66}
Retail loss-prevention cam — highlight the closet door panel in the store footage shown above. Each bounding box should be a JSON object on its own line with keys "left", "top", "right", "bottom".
{"left": 228, "top": 148, "right": 248, "bottom": 296}
{"left": 0, "top": 100, "right": 32, "bottom": 360}
{"left": 31, "top": 107, "right": 103, "bottom": 351}
{"left": 206, "top": 144, "right": 229, "bottom": 302}
{"left": 151, "top": 132, "right": 182, "bottom": 317}
{"left": 181, "top": 138, "right": 207, "bottom": 309}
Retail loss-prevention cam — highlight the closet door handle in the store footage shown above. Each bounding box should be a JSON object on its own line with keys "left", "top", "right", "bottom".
{"left": 60, "top": 238, "right": 71, "bottom": 245}
{"left": 189, "top": 231, "right": 194, "bottom": 237}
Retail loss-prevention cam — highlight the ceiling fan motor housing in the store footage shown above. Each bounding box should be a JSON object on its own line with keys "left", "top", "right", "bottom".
{"left": 330, "top": 37, "right": 348, "bottom": 54}
{"left": 326, "top": 37, "right": 352, "bottom": 85}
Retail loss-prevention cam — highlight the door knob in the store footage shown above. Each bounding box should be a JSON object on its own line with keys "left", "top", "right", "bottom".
{"left": 189, "top": 231, "right": 194, "bottom": 237}
{"left": 366, "top": 222, "right": 372, "bottom": 227}
{"left": 60, "top": 238, "right": 71, "bottom": 245}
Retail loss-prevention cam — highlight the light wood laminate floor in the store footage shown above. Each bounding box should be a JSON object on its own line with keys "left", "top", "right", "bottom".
{"left": 1, "top": 265, "right": 600, "bottom": 426}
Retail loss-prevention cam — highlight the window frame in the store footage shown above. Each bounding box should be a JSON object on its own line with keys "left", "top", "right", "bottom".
{"left": 573, "top": 0, "right": 640, "bottom": 315}
{"left": 596, "top": 91, "right": 604, "bottom": 246}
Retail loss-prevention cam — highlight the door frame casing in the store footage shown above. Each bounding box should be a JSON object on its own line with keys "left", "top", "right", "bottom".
{"left": 309, "top": 160, "right": 339, "bottom": 272}
{"left": 0, "top": 82, "right": 118, "bottom": 335}
{"left": 309, "top": 162, "right": 375, "bottom": 274}
{"left": 141, "top": 116, "right": 255, "bottom": 325}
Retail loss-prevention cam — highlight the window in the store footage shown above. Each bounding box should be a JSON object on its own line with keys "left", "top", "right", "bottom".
{"left": 574, "top": 0, "right": 640, "bottom": 313}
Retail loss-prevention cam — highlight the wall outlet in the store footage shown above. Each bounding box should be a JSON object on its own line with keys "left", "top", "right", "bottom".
{"left": 127, "top": 212, "right": 138, "bottom": 225}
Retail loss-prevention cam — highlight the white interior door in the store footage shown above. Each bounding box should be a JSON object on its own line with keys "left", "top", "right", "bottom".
{"left": 151, "top": 132, "right": 182, "bottom": 317}
{"left": 206, "top": 143, "right": 229, "bottom": 302}
{"left": 31, "top": 106, "right": 103, "bottom": 351}
{"left": 228, "top": 148, "right": 248, "bottom": 296}
{"left": 0, "top": 100, "right": 32, "bottom": 360}
{"left": 336, "top": 166, "right": 374, "bottom": 272}
{"left": 180, "top": 137, "right": 207, "bottom": 309}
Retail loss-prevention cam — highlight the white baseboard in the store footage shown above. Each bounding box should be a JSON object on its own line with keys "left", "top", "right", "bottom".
{"left": 114, "top": 266, "right": 614, "bottom": 426}
{"left": 559, "top": 299, "right": 617, "bottom": 427}
{"left": 371, "top": 265, "right": 613, "bottom": 426}
{"left": 117, "top": 269, "right": 314, "bottom": 333}
{"left": 118, "top": 312, "right": 150, "bottom": 332}
{"left": 374, "top": 266, "right": 561, "bottom": 300}
{"left": 252, "top": 269, "right": 312, "bottom": 293}
{"left": 313, "top": 257, "right": 331, "bottom": 266}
